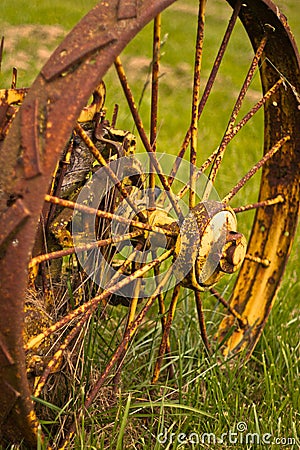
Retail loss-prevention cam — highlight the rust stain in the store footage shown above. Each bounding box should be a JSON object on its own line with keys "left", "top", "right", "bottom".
{"left": 0, "top": 104, "right": 9, "bottom": 133}
{"left": 41, "top": 34, "right": 116, "bottom": 81}
{"left": 0, "top": 198, "right": 30, "bottom": 247}
{"left": 0, "top": 335, "right": 15, "bottom": 367}
{"left": 21, "top": 99, "right": 42, "bottom": 179}
{"left": 117, "top": 0, "right": 138, "bottom": 20}
{"left": 0, "top": 381, "right": 20, "bottom": 423}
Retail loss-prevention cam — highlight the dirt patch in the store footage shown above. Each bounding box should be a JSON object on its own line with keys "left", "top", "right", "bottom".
{"left": 116, "top": 55, "right": 193, "bottom": 91}
{"left": 1, "top": 24, "right": 65, "bottom": 84}
{"left": 170, "top": 0, "right": 231, "bottom": 20}
{"left": 171, "top": 3, "right": 198, "bottom": 16}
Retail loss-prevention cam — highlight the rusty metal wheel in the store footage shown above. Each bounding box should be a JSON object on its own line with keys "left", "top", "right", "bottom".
{"left": 0, "top": 0, "right": 299, "bottom": 447}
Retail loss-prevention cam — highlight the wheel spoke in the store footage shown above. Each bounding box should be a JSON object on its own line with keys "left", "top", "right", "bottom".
{"left": 114, "top": 56, "right": 151, "bottom": 154}
{"left": 75, "top": 123, "right": 146, "bottom": 222}
{"left": 32, "top": 252, "right": 137, "bottom": 397}
{"left": 232, "top": 78, "right": 283, "bottom": 136}
{"left": 194, "top": 290, "right": 210, "bottom": 352}
{"left": 175, "top": 147, "right": 220, "bottom": 203}
{"left": 189, "top": 0, "right": 206, "bottom": 208}
{"left": 28, "top": 230, "right": 142, "bottom": 267}
{"left": 33, "top": 313, "right": 86, "bottom": 398}
{"left": 210, "top": 288, "right": 247, "bottom": 328}
{"left": 0, "top": 36, "right": 4, "bottom": 71}
{"left": 149, "top": 14, "right": 161, "bottom": 209}
{"left": 154, "top": 261, "right": 175, "bottom": 380}
{"left": 87, "top": 267, "right": 174, "bottom": 396}
{"left": 26, "top": 248, "right": 139, "bottom": 352}
{"left": 233, "top": 194, "right": 284, "bottom": 213}
{"left": 203, "top": 34, "right": 269, "bottom": 200}
{"left": 244, "top": 254, "right": 270, "bottom": 267}
{"left": 168, "top": 0, "right": 242, "bottom": 185}
{"left": 44, "top": 194, "right": 177, "bottom": 238}
{"left": 111, "top": 103, "right": 119, "bottom": 127}
{"left": 46, "top": 138, "right": 74, "bottom": 227}
{"left": 174, "top": 78, "right": 283, "bottom": 204}
{"left": 222, "top": 135, "right": 290, "bottom": 203}
{"left": 25, "top": 248, "right": 174, "bottom": 352}
{"left": 156, "top": 298, "right": 175, "bottom": 378}
{"left": 152, "top": 284, "right": 180, "bottom": 384}
{"left": 112, "top": 288, "right": 141, "bottom": 392}
{"left": 113, "top": 243, "right": 146, "bottom": 391}
{"left": 114, "top": 56, "right": 184, "bottom": 221}
{"left": 60, "top": 264, "right": 175, "bottom": 448}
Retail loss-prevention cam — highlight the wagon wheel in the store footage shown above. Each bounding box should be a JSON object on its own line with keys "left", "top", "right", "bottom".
{"left": 0, "top": 0, "right": 300, "bottom": 447}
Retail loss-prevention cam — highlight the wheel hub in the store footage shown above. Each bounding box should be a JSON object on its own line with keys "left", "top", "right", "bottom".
{"left": 174, "top": 201, "right": 247, "bottom": 291}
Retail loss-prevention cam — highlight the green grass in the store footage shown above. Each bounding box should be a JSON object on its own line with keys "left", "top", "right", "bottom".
{"left": 1, "top": 0, "right": 98, "bottom": 27}
{"left": 1, "top": 0, "right": 300, "bottom": 449}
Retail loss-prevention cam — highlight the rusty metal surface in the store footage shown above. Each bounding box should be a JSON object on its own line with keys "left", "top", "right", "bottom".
{"left": 21, "top": 99, "right": 42, "bottom": 179}
{"left": 0, "top": 0, "right": 299, "bottom": 446}
{"left": 0, "top": 1, "right": 176, "bottom": 446}
{"left": 117, "top": 0, "right": 138, "bottom": 20}
{"left": 218, "top": 0, "right": 300, "bottom": 354}
{"left": 0, "top": 88, "right": 28, "bottom": 141}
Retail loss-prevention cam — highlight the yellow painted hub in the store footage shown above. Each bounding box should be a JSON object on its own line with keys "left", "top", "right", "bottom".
{"left": 174, "top": 201, "right": 247, "bottom": 291}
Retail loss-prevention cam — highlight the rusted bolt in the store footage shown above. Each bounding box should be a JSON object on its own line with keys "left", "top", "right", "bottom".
{"left": 174, "top": 201, "right": 248, "bottom": 291}
{"left": 220, "top": 231, "right": 247, "bottom": 274}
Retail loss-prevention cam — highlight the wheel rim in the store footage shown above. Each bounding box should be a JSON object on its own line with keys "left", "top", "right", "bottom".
{"left": 218, "top": 0, "right": 300, "bottom": 354}
{"left": 0, "top": 0, "right": 299, "bottom": 447}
